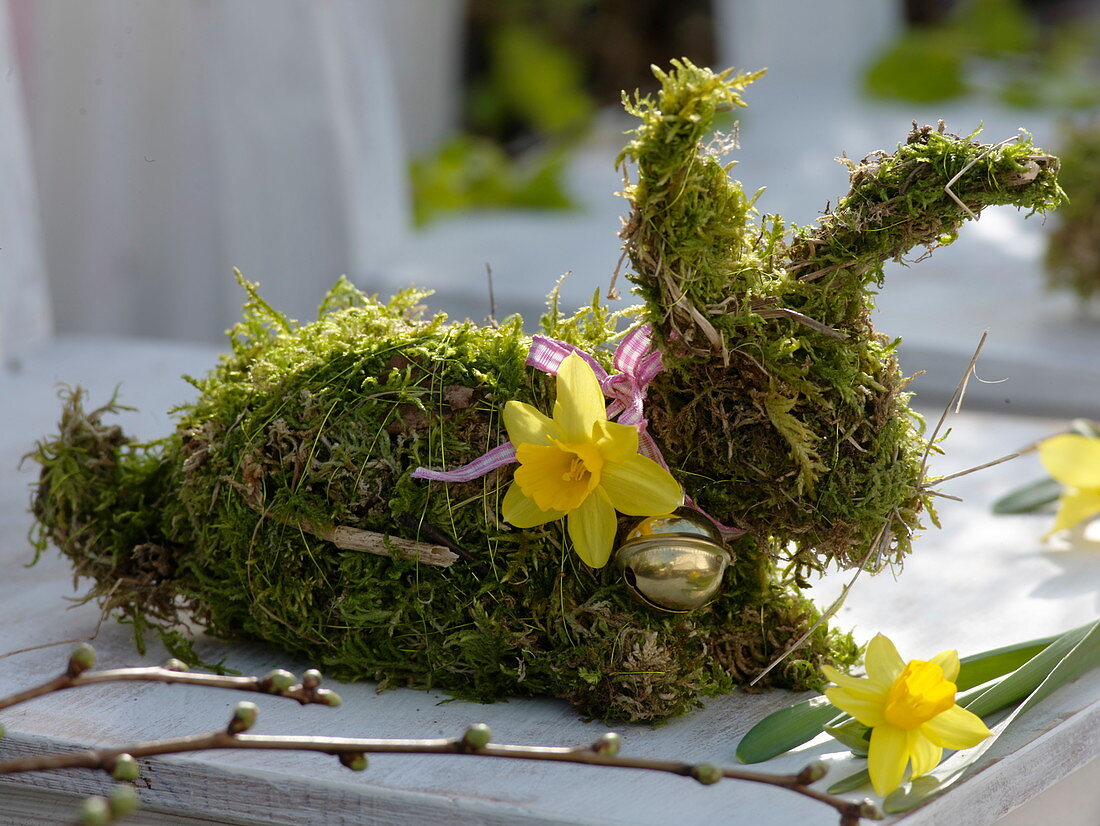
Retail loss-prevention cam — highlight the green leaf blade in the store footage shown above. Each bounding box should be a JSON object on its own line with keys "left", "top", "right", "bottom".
{"left": 824, "top": 719, "right": 871, "bottom": 756}
{"left": 736, "top": 696, "right": 844, "bottom": 764}
{"left": 961, "top": 621, "right": 1094, "bottom": 719}
{"left": 827, "top": 768, "right": 871, "bottom": 795}
{"left": 955, "top": 633, "right": 1059, "bottom": 691}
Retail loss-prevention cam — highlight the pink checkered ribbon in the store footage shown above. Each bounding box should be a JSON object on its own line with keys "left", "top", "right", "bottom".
{"left": 524, "top": 324, "right": 666, "bottom": 467}
{"left": 409, "top": 441, "right": 517, "bottom": 483}
{"left": 410, "top": 326, "right": 744, "bottom": 540}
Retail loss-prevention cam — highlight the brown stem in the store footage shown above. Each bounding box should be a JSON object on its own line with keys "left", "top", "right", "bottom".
{"left": 0, "top": 731, "right": 876, "bottom": 824}
{"left": 0, "top": 666, "right": 339, "bottom": 713}
{"left": 0, "top": 652, "right": 881, "bottom": 824}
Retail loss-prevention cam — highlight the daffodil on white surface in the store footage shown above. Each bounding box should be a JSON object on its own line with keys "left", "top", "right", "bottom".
{"left": 501, "top": 353, "right": 683, "bottom": 568}
{"left": 1038, "top": 433, "right": 1100, "bottom": 537}
{"left": 823, "top": 634, "right": 992, "bottom": 796}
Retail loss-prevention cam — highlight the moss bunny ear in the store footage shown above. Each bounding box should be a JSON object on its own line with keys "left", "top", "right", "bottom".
{"left": 620, "top": 60, "right": 1064, "bottom": 576}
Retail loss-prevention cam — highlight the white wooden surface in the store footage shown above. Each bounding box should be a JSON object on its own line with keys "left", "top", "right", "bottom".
{"left": 0, "top": 337, "right": 1097, "bottom": 825}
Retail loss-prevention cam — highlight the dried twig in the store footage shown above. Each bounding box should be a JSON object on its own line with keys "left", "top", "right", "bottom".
{"left": 931, "top": 452, "right": 1020, "bottom": 486}
{"left": 920, "top": 332, "right": 990, "bottom": 479}
{"left": 750, "top": 512, "right": 898, "bottom": 688}
{"left": 485, "top": 262, "right": 498, "bottom": 327}
{"left": 943, "top": 136, "right": 1019, "bottom": 221}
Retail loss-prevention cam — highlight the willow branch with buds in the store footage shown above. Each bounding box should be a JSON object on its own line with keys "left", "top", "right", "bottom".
{"left": 0, "top": 646, "right": 882, "bottom": 826}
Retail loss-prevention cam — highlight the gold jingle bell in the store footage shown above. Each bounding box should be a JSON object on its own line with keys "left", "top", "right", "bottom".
{"left": 614, "top": 509, "right": 730, "bottom": 613}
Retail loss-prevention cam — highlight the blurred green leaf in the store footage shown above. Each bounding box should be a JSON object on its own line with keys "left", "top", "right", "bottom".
{"left": 410, "top": 136, "right": 574, "bottom": 225}
{"left": 486, "top": 22, "right": 594, "bottom": 139}
{"left": 864, "top": 30, "right": 968, "bottom": 103}
{"left": 956, "top": 0, "right": 1034, "bottom": 56}
{"left": 991, "top": 476, "right": 1061, "bottom": 515}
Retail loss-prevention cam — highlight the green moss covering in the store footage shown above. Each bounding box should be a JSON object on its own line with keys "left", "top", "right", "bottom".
{"left": 621, "top": 62, "right": 1062, "bottom": 578}
{"left": 29, "top": 61, "right": 1063, "bottom": 722}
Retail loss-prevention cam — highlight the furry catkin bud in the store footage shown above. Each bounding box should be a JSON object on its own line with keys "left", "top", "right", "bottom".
{"left": 108, "top": 753, "right": 139, "bottom": 782}
{"left": 162, "top": 658, "right": 189, "bottom": 672}
{"left": 261, "top": 669, "right": 296, "bottom": 693}
{"left": 691, "top": 763, "right": 723, "bottom": 785}
{"left": 796, "top": 760, "right": 828, "bottom": 784}
{"left": 591, "top": 732, "right": 622, "bottom": 756}
{"left": 301, "top": 668, "right": 323, "bottom": 689}
{"left": 339, "top": 752, "right": 368, "bottom": 771}
{"left": 462, "top": 724, "right": 492, "bottom": 751}
{"left": 315, "top": 688, "right": 342, "bottom": 707}
{"left": 108, "top": 785, "right": 140, "bottom": 817}
{"left": 68, "top": 643, "right": 96, "bottom": 677}
{"left": 79, "top": 797, "right": 110, "bottom": 826}
{"left": 227, "top": 701, "right": 259, "bottom": 734}
{"left": 859, "top": 799, "right": 885, "bottom": 820}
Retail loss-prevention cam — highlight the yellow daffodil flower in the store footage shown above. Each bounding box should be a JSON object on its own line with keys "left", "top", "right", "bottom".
{"left": 502, "top": 353, "right": 683, "bottom": 568}
{"left": 822, "top": 634, "right": 991, "bottom": 796}
{"left": 1038, "top": 433, "right": 1100, "bottom": 537}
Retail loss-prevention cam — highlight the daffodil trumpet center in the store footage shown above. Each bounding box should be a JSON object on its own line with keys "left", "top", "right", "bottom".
{"left": 883, "top": 660, "right": 957, "bottom": 730}
{"left": 514, "top": 437, "right": 605, "bottom": 513}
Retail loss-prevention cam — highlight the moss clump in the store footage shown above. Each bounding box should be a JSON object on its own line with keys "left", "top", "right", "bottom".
{"left": 31, "top": 280, "right": 854, "bottom": 721}
{"left": 1045, "top": 122, "right": 1100, "bottom": 303}
{"left": 30, "top": 61, "right": 1062, "bottom": 722}
{"left": 621, "top": 62, "right": 1062, "bottom": 579}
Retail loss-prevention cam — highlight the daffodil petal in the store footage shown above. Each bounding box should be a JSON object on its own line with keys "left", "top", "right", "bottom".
{"left": 930, "top": 649, "right": 960, "bottom": 683}
{"left": 865, "top": 634, "right": 905, "bottom": 685}
{"left": 921, "top": 704, "right": 992, "bottom": 750}
{"left": 502, "top": 482, "right": 565, "bottom": 528}
{"left": 554, "top": 353, "right": 606, "bottom": 441}
{"left": 600, "top": 453, "right": 683, "bottom": 516}
{"left": 503, "top": 400, "right": 560, "bottom": 447}
{"left": 824, "top": 686, "right": 886, "bottom": 728}
{"left": 592, "top": 419, "right": 639, "bottom": 461}
{"left": 868, "top": 724, "right": 910, "bottom": 797}
{"left": 907, "top": 730, "right": 942, "bottom": 778}
{"left": 822, "top": 666, "right": 891, "bottom": 702}
{"left": 1038, "top": 434, "right": 1100, "bottom": 489}
{"left": 567, "top": 488, "right": 617, "bottom": 568}
{"left": 1049, "top": 488, "right": 1100, "bottom": 535}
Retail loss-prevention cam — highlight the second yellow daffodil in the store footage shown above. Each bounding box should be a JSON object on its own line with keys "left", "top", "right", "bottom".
{"left": 502, "top": 353, "right": 683, "bottom": 568}
{"left": 823, "top": 634, "right": 991, "bottom": 796}
{"left": 1037, "top": 433, "right": 1100, "bottom": 537}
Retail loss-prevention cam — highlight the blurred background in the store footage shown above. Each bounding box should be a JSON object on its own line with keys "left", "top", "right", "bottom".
{"left": 2, "top": 0, "right": 1099, "bottom": 411}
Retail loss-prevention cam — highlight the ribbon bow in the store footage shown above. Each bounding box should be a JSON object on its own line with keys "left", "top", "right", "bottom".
{"left": 523, "top": 324, "right": 665, "bottom": 466}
